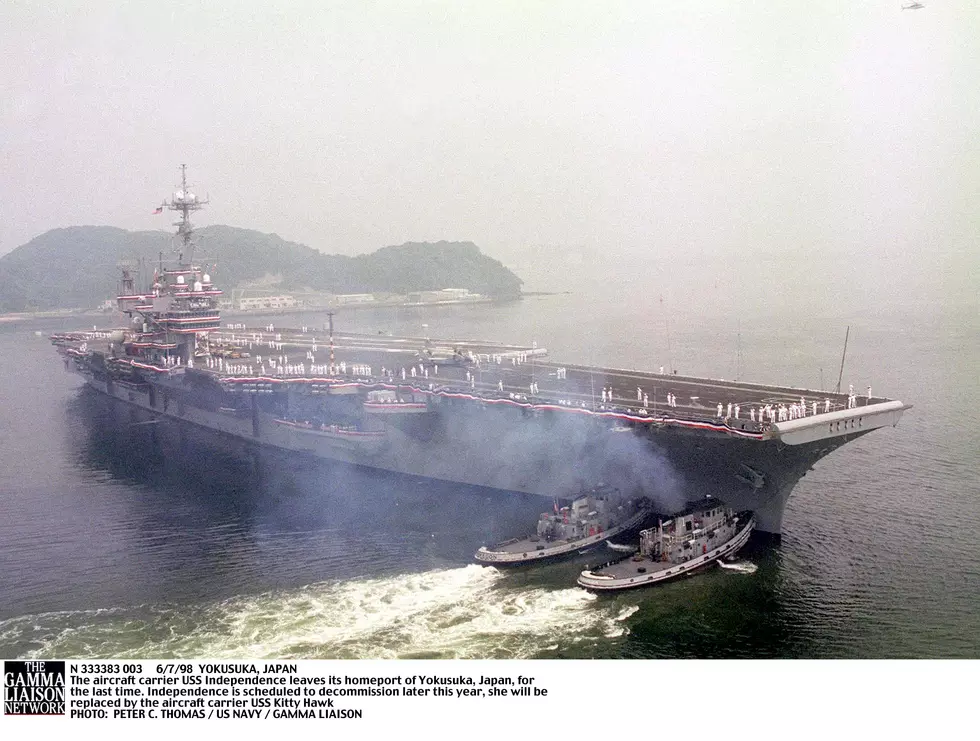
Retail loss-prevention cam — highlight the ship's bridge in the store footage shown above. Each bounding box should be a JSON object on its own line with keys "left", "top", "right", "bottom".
{"left": 157, "top": 310, "right": 221, "bottom": 333}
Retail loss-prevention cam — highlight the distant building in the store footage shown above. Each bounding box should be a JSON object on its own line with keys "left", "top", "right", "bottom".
{"left": 408, "top": 288, "right": 481, "bottom": 303}
{"left": 334, "top": 293, "right": 376, "bottom": 305}
{"left": 238, "top": 295, "right": 298, "bottom": 311}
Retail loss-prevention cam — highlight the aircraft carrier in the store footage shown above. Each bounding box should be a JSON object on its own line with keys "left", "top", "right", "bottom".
{"left": 51, "top": 168, "right": 910, "bottom": 535}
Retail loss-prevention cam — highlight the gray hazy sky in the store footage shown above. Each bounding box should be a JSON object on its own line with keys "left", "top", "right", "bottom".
{"left": 2, "top": 1, "right": 977, "bottom": 296}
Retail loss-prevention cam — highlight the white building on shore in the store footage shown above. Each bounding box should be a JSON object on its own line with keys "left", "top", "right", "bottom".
{"left": 238, "top": 295, "right": 298, "bottom": 311}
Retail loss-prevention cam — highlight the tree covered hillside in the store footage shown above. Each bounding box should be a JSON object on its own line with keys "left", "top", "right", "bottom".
{"left": 0, "top": 226, "right": 523, "bottom": 311}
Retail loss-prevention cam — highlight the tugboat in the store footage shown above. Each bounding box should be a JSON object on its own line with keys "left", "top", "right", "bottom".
{"left": 576, "top": 499, "right": 754, "bottom": 591}
{"left": 475, "top": 485, "right": 655, "bottom": 565}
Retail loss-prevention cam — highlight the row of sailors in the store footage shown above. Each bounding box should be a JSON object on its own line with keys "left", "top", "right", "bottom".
{"left": 199, "top": 361, "right": 834, "bottom": 427}
{"left": 208, "top": 357, "right": 356, "bottom": 378}
{"left": 715, "top": 399, "right": 834, "bottom": 424}
{"left": 209, "top": 356, "right": 871, "bottom": 425}
{"left": 634, "top": 386, "right": 674, "bottom": 404}
{"left": 225, "top": 331, "right": 299, "bottom": 346}
{"left": 224, "top": 364, "right": 254, "bottom": 375}
{"left": 225, "top": 333, "right": 285, "bottom": 346}
{"left": 408, "top": 363, "right": 453, "bottom": 379}
{"left": 213, "top": 356, "right": 335, "bottom": 377}
{"left": 296, "top": 364, "right": 351, "bottom": 376}
{"left": 473, "top": 352, "right": 540, "bottom": 367}
{"left": 603, "top": 386, "right": 681, "bottom": 408}
{"left": 370, "top": 366, "right": 424, "bottom": 382}
{"left": 204, "top": 355, "right": 251, "bottom": 374}
{"left": 847, "top": 384, "right": 872, "bottom": 403}
{"left": 272, "top": 363, "right": 311, "bottom": 376}
{"left": 554, "top": 398, "right": 586, "bottom": 407}
{"left": 200, "top": 367, "right": 877, "bottom": 436}
{"left": 492, "top": 352, "right": 532, "bottom": 366}
{"left": 203, "top": 355, "right": 871, "bottom": 423}
{"left": 295, "top": 361, "right": 373, "bottom": 377}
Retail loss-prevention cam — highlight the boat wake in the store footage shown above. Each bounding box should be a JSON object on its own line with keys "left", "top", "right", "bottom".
{"left": 606, "top": 541, "right": 637, "bottom": 553}
{"left": 717, "top": 559, "right": 758, "bottom": 574}
{"left": 0, "top": 565, "right": 633, "bottom": 659}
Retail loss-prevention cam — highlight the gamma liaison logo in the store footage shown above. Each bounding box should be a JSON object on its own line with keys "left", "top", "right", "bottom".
{"left": 4, "top": 661, "right": 66, "bottom": 716}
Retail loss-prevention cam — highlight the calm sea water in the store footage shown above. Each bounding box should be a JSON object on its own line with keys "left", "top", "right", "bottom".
{"left": 1, "top": 293, "right": 977, "bottom": 659}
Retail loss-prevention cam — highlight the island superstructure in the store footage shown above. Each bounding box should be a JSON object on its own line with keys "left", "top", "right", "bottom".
{"left": 51, "top": 168, "right": 910, "bottom": 535}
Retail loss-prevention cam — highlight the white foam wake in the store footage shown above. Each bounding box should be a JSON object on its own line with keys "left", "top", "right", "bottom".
{"left": 717, "top": 560, "right": 758, "bottom": 574}
{"left": 2, "top": 565, "right": 636, "bottom": 659}
{"left": 606, "top": 541, "right": 637, "bottom": 553}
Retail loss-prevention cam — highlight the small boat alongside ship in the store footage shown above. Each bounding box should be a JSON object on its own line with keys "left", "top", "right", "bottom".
{"left": 577, "top": 499, "right": 754, "bottom": 591}
{"left": 475, "top": 485, "right": 654, "bottom": 565}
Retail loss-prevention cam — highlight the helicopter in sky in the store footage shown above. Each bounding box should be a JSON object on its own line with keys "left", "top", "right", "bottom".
{"left": 901, "top": 2, "right": 925, "bottom": 9}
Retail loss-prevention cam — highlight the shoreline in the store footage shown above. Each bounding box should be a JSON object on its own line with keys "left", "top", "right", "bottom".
{"left": 1, "top": 294, "right": 542, "bottom": 323}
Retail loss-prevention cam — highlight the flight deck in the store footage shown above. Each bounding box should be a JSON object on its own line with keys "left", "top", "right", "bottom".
{"left": 207, "top": 326, "right": 888, "bottom": 438}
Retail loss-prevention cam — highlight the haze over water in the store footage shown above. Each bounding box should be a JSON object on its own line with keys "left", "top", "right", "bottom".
{"left": 1, "top": 291, "right": 977, "bottom": 660}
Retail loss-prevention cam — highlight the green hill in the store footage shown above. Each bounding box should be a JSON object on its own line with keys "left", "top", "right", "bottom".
{"left": 0, "top": 226, "right": 523, "bottom": 311}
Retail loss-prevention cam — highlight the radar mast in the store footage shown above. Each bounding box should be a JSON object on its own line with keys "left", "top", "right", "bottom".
{"left": 167, "top": 163, "right": 209, "bottom": 264}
